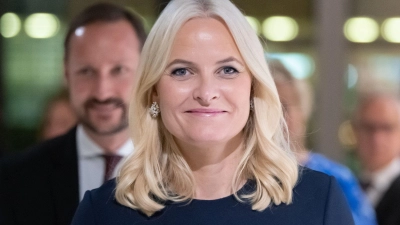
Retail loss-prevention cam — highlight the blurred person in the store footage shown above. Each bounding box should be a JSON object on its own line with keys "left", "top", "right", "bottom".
{"left": 353, "top": 93, "right": 400, "bottom": 225}
{"left": 72, "top": 0, "right": 354, "bottom": 224}
{"left": 271, "top": 60, "right": 377, "bottom": 225}
{"left": 0, "top": 3, "right": 146, "bottom": 225}
{"left": 38, "top": 89, "right": 77, "bottom": 141}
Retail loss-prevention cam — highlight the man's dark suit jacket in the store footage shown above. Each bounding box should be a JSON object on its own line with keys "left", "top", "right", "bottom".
{"left": 0, "top": 127, "right": 79, "bottom": 225}
{"left": 375, "top": 174, "right": 400, "bottom": 225}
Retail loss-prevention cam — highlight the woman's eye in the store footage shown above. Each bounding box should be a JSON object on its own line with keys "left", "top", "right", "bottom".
{"left": 171, "top": 68, "right": 190, "bottom": 76}
{"left": 222, "top": 67, "right": 238, "bottom": 74}
{"left": 218, "top": 66, "right": 239, "bottom": 79}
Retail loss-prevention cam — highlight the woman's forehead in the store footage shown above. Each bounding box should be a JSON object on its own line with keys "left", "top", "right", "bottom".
{"left": 168, "top": 18, "right": 244, "bottom": 64}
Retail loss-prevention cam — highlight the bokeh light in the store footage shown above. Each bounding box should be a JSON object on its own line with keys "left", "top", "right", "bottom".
{"left": 267, "top": 53, "right": 315, "bottom": 79}
{"left": 381, "top": 17, "right": 400, "bottom": 43}
{"left": 347, "top": 64, "right": 358, "bottom": 89}
{"left": 262, "top": 16, "right": 298, "bottom": 41}
{"left": 1, "top": 13, "right": 21, "bottom": 38}
{"left": 344, "top": 17, "right": 379, "bottom": 43}
{"left": 24, "top": 13, "right": 59, "bottom": 38}
{"left": 338, "top": 120, "right": 357, "bottom": 148}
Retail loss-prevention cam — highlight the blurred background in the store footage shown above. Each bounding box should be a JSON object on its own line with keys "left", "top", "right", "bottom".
{"left": 1, "top": 0, "right": 400, "bottom": 173}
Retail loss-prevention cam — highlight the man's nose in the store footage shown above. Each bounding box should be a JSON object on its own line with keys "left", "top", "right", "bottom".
{"left": 92, "top": 74, "right": 113, "bottom": 101}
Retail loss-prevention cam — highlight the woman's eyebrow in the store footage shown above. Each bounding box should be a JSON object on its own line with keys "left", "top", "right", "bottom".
{"left": 166, "top": 59, "right": 196, "bottom": 68}
{"left": 216, "top": 57, "right": 244, "bottom": 66}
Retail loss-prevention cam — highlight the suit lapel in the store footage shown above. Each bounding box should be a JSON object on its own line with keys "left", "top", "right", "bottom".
{"left": 50, "top": 127, "right": 80, "bottom": 225}
{"left": 375, "top": 174, "right": 400, "bottom": 225}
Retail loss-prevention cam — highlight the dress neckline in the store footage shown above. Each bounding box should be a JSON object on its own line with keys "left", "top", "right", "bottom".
{"left": 187, "top": 180, "right": 255, "bottom": 203}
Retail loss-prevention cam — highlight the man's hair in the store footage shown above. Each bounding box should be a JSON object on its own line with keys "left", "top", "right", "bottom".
{"left": 64, "top": 2, "right": 147, "bottom": 60}
{"left": 352, "top": 92, "right": 400, "bottom": 126}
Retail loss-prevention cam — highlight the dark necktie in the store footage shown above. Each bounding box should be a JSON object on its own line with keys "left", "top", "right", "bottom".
{"left": 360, "top": 179, "right": 372, "bottom": 191}
{"left": 102, "top": 154, "right": 123, "bottom": 182}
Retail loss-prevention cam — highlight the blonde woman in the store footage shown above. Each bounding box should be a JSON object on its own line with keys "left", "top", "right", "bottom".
{"left": 72, "top": 0, "right": 354, "bottom": 224}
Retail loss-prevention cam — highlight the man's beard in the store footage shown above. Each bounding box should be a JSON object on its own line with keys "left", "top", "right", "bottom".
{"left": 79, "top": 97, "right": 128, "bottom": 135}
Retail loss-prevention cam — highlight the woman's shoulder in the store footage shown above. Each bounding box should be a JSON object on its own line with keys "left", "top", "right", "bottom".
{"left": 72, "top": 179, "right": 150, "bottom": 225}
{"left": 84, "top": 178, "right": 139, "bottom": 214}
{"left": 89, "top": 178, "right": 117, "bottom": 199}
{"left": 298, "top": 166, "right": 332, "bottom": 182}
{"left": 264, "top": 167, "right": 355, "bottom": 224}
{"left": 295, "top": 166, "right": 337, "bottom": 193}
{"left": 291, "top": 166, "right": 345, "bottom": 206}
{"left": 306, "top": 153, "right": 360, "bottom": 189}
{"left": 292, "top": 167, "right": 353, "bottom": 217}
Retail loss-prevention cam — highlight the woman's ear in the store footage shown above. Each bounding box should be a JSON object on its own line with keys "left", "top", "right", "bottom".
{"left": 151, "top": 86, "right": 159, "bottom": 103}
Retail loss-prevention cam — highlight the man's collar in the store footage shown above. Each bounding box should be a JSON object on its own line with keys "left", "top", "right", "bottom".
{"left": 363, "top": 158, "right": 400, "bottom": 188}
{"left": 76, "top": 125, "right": 133, "bottom": 158}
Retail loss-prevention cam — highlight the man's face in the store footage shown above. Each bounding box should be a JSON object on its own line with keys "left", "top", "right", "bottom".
{"left": 64, "top": 20, "right": 140, "bottom": 135}
{"left": 354, "top": 97, "right": 400, "bottom": 172}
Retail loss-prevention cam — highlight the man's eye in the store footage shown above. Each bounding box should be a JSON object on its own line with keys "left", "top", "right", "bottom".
{"left": 111, "top": 66, "right": 124, "bottom": 75}
{"left": 78, "top": 68, "right": 94, "bottom": 76}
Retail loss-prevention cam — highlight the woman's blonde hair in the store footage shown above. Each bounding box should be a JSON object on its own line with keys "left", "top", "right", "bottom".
{"left": 116, "top": 0, "right": 299, "bottom": 216}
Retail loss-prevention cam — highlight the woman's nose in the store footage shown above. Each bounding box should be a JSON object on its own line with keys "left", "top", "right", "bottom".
{"left": 192, "top": 75, "right": 220, "bottom": 106}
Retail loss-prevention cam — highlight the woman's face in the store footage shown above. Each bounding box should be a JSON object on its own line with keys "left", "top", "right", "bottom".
{"left": 154, "top": 18, "right": 252, "bottom": 149}
{"left": 275, "top": 80, "right": 306, "bottom": 145}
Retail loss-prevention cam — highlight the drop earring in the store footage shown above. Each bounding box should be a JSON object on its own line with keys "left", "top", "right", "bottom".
{"left": 149, "top": 102, "right": 160, "bottom": 118}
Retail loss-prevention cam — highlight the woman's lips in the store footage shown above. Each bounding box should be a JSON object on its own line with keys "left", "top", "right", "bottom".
{"left": 185, "top": 108, "right": 227, "bottom": 117}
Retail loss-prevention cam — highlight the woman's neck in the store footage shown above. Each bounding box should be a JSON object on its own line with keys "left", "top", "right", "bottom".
{"left": 192, "top": 148, "right": 243, "bottom": 199}
{"left": 178, "top": 134, "right": 245, "bottom": 200}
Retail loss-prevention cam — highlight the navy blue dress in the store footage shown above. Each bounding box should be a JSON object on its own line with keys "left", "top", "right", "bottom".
{"left": 72, "top": 168, "right": 355, "bottom": 225}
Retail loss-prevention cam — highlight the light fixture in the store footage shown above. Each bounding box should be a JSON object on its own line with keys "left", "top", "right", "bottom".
{"left": 25, "top": 13, "right": 59, "bottom": 38}
{"left": 262, "top": 16, "right": 298, "bottom": 42}
{"left": 344, "top": 17, "right": 379, "bottom": 43}
{"left": 1, "top": 12, "right": 21, "bottom": 38}
{"left": 381, "top": 17, "right": 400, "bottom": 43}
{"left": 267, "top": 53, "right": 314, "bottom": 79}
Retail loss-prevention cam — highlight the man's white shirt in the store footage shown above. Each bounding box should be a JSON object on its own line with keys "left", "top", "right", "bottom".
{"left": 76, "top": 125, "right": 133, "bottom": 200}
{"left": 362, "top": 157, "right": 400, "bottom": 207}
